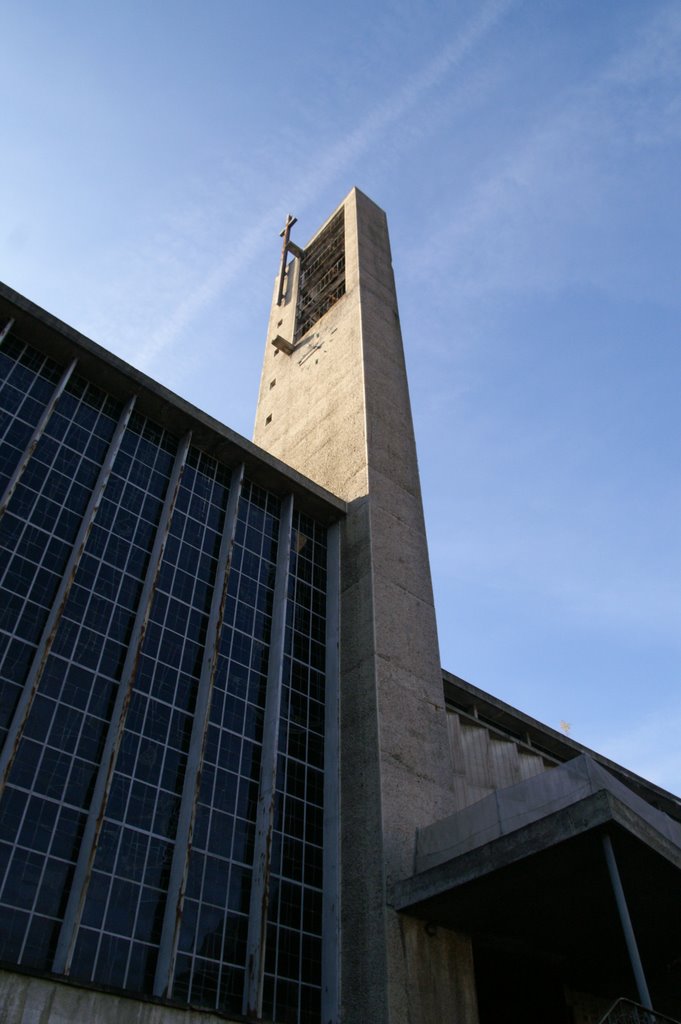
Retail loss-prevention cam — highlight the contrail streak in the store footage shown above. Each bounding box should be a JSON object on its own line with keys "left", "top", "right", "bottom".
{"left": 137, "top": 0, "right": 514, "bottom": 370}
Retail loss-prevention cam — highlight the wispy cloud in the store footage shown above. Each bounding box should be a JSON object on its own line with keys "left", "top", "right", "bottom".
{"left": 289, "top": 0, "right": 514, "bottom": 206}
{"left": 407, "top": 1, "right": 681, "bottom": 303}
{"left": 132, "top": 0, "right": 515, "bottom": 371}
{"left": 134, "top": 215, "right": 273, "bottom": 370}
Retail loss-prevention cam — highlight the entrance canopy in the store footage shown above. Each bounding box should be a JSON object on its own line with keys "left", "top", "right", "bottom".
{"left": 392, "top": 757, "right": 681, "bottom": 1004}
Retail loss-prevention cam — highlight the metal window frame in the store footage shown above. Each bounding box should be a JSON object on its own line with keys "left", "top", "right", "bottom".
{"left": 51, "top": 430, "right": 192, "bottom": 975}
{"left": 321, "top": 520, "right": 340, "bottom": 1024}
{"left": 0, "top": 396, "right": 136, "bottom": 798}
{"left": 153, "top": 461, "right": 245, "bottom": 997}
{"left": 243, "top": 492, "right": 294, "bottom": 1020}
{"left": 0, "top": 357, "right": 78, "bottom": 521}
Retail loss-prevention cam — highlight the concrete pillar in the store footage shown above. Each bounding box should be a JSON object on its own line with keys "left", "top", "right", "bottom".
{"left": 254, "top": 190, "right": 475, "bottom": 1024}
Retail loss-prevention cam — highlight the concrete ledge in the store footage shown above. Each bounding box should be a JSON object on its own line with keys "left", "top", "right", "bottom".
{"left": 392, "top": 786, "right": 681, "bottom": 915}
{"left": 0, "top": 969, "right": 245, "bottom": 1024}
{"left": 0, "top": 282, "right": 346, "bottom": 525}
{"left": 390, "top": 787, "right": 681, "bottom": 1001}
{"left": 415, "top": 755, "right": 681, "bottom": 873}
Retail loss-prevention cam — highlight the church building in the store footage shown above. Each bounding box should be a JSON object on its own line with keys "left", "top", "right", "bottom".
{"left": 0, "top": 189, "right": 679, "bottom": 1024}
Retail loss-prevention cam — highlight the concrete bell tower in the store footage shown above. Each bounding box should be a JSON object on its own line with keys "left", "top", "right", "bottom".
{"left": 254, "top": 189, "right": 477, "bottom": 1024}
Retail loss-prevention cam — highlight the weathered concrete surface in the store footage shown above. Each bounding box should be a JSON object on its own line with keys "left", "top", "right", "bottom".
{"left": 254, "top": 189, "right": 473, "bottom": 1024}
{"left": 0, "top": 970, "right": 242, "bottom": 1024}
{"left": 446, "top": 712, "right": 551, "bottom": 810}
{"left": 400, "top": 918, "right": 479, "bottom": 1024}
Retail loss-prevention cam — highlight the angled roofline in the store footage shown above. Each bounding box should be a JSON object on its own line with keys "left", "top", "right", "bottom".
{"left": 0, "top": 281, "right": 346, "bottom": 525}
{"left": 443, "top": 668, "right": 681, "bottom": 822}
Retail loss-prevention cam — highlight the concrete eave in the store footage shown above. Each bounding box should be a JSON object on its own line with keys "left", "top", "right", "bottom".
{"left": 392, "top": 789, "right": 681, "bottom": 916}
{"left": 0, "top": 282, "right": 347, "bottom": 526}
{"left": 391, "top": 790, "right": 681, "bottom": 997}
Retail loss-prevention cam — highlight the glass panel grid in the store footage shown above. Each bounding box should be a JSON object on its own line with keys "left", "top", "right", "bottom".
{"left": 264, "top": 511, "right": 327, "bottom": 1024}
{"left": 0, "top": 369, "right": 122, "bottom": 749}
{"left": 0, "top": 332, "right": 63, "bottom": 496}
{"left": 70, "top": 446, "right": 230, "bottom": 992}
{"left": 0, "top": 336, "right": 332, "bottom": 1018}
{"left": 0, "top": 412, "right": 176, "bottom": 969}
{"left": 173, "top": 479, "right": 281, "bottom": 1014}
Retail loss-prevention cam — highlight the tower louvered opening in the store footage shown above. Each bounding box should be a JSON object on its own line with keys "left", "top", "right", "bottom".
{"left": 294, "top": 211, "right": 345, "bottom": 342}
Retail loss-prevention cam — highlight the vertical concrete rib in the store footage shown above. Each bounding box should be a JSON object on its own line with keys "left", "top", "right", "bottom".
{"left": 153, "top": 462, "right": 245, "bottom": 998}
{"left": 243, "top": 492, "right": 294, "bottom": 1019}
{"left": 0, "top": 318, "right": 14, "bottom": 345}
{"left": 322, "top": 521, "right": 341, "bottom": 1024}
{"left": 0, "top": 358, "right": 77, "bottom": 520}
{"left": 52, "top": 430, "right": 192, "bottom": 975}
{"left": 0, "top": 395, "right": 136, "bottom": 798}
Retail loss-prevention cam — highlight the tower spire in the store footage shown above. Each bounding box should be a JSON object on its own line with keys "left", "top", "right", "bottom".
{"left": 254, "top": 189, "right": 473, "bottom": 1024}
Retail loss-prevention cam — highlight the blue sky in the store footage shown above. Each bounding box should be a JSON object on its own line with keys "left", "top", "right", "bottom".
{"left": 2, "top": 1, "right": 680, "bottom": 792}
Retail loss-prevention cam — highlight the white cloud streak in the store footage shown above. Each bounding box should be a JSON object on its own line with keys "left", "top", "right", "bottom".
{"left": 134, "top": 0, "right": 515, "bottom": 370}
{"left": 407, "top": 2, "right": 681, "bottom": 302}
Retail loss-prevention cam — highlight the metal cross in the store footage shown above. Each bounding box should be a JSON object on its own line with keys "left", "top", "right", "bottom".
{"left": 277, "top": 213, "right": 298, "bottom": 306}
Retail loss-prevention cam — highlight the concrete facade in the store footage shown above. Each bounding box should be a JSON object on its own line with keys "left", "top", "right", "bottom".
{"left": 0, "top": 971, "right": 241, "bottom": 1024}
{"left": 254, "top": 189, "right": 476, "bottom": 1024}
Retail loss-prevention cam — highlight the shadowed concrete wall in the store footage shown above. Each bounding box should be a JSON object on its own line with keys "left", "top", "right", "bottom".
{"left": 0, "top": 971, "right": 241, "bottom": 1024}
{"left": 254, "top": 189, "right": 477, "bottom": 1024}
{"left": 447, "top": 710, "right": 553, "bottom": 810}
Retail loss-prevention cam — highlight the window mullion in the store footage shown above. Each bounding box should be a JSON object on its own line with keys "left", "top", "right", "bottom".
{"left": 0, "top": 395, "right": 136, "bottom": 798}
{"left": 51, "top": 430, "right": 192, "bottom": 975}
{"left": 243, "top": 492, "right": 294, "bottom": 1020}
{"left": 153, "top": 461, "right": 245, "bottom": 998}
{"left": 0, "top": 357, "right": 77, "bottom": 521}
